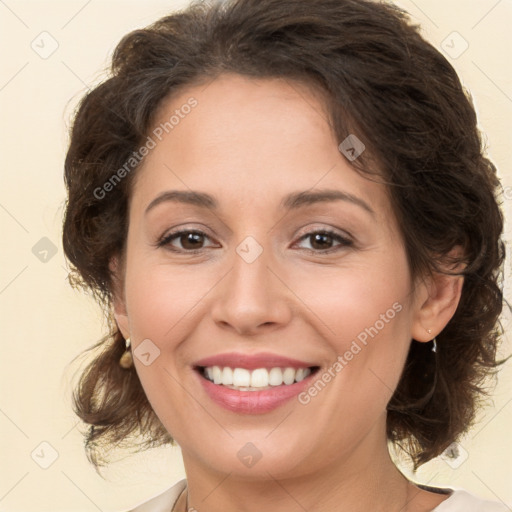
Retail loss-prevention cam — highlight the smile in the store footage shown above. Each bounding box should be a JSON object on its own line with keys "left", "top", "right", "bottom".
{"left": 200, "top": 365, "right": 315, "bottom": 390}
{"left": 194, "top": 365, "right": 320, "bottom": 413}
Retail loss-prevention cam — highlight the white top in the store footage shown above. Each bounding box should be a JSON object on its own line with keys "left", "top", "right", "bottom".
{"left": 432, "top": 489, "right": 510, "bottom": 511}
{"left": 126, "top": 478, "right": 511, "bottom": 512}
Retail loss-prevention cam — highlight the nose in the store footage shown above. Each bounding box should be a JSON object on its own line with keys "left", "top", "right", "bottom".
{"left": 210, "top": 243, "right": 293, "bottom": 336}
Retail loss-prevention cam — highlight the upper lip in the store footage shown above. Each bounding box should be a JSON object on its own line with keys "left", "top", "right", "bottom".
{"left": 193, "top": 352, "right": 319, "bottom": 370}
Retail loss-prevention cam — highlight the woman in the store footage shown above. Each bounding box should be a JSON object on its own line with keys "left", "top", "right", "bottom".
{"left": 62, "top": 0, "right": 509, "bottom": 510}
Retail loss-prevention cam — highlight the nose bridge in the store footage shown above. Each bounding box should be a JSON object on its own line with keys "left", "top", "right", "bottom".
{"left": 233, "top": 235, "right": 271, "bottom": 295}
{"left": 210, "top": 233, "right": 292, "bottom": 334}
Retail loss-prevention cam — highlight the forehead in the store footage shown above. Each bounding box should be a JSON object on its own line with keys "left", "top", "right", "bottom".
{"left": 131, "top": 73, "right": 392, "bottom": 221}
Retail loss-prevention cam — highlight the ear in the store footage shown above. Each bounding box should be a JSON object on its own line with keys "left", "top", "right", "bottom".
{"left": 109, "top": 255, "right": 130, "bottom": 340}
{"left": 411, "top": 246, "right": 465, "bottom": 342}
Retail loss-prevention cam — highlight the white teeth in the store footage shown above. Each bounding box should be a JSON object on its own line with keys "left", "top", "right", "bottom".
{"left": 212, "top": 366, "right": 222, "bottom": 384}
{"left": 295, "top": 368, "right": 307, "bottom": 382}
{"left": 250, "top": 368, "right": 268, "bottom": 387}
{"left": 222, "top": 367, "right": 233, "bottom": 385}
{"left": 268, "top": 367, "right": 283, "bottom": 386}
{"left": 233, "top": 368, "right": 251, "bottom": 387}
{"left": 283, "top": 367, "right": 296, "bottom": 385}
{"left": 203, "top": 365, "right": 313, "bottom": 389}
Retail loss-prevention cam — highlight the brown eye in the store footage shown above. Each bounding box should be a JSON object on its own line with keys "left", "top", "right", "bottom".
{"left": 296, "top": 229, "right": 353, "bottom": 253}
{"left": 157, "top": 230, "right": 216, "bottom": 252}
{"left": 179, "top": 232, "right": 206, "bottom": 250}
{"left": 310, "top": 232, "right": 335, "bottom": 250}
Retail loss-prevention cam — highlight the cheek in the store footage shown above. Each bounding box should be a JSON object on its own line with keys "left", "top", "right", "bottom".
{"left": 290, "top": 254, "right": 413, "bottom": 401}
{"left": 289, "top": 255, "right": 411, "bottom": 344}
{"left": 124, "top": 259, "right": 210, "bottom": 340}
{"left": 123, "top": 261, "right": 214, "bottom": 430}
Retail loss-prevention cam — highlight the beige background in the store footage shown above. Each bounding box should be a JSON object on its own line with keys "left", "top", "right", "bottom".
{"left": 1, "top": 1, "right": 511, "bottom": 510}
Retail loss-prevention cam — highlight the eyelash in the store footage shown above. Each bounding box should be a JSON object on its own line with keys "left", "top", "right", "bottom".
{"left": 156, "top": 228, "right": 354, "bottom": 254}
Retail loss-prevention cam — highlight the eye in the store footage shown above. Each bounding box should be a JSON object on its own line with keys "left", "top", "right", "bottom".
{"left": 294, "top": 229, "right": 353, "bottom": 253}
{"left": 157, "top": 229, "right": 217, "bottom": 252}
{"left": 156, "top": 227, "right": 353, "bottom": 254}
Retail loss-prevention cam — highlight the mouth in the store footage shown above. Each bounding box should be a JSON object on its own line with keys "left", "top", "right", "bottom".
{"left": 191, "top": 352, "right": 323, "bottom": 413}
{"left": 194, "top": 365, "right": 321, "bottom": 391}
{"left": 193, "top": 363, "right": 321, "bottom": 414}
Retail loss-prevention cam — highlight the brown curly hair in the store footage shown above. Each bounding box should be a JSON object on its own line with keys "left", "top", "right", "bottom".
{"left": 62, "top": 0, "right": 506, "bottom": 471}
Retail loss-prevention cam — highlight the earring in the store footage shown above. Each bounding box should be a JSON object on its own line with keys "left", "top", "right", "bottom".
{"left": 119, "top": 337, "right": 134, "bottom": 369}
{"left": 426, "top": 328, "right": 437, "bottom": 353}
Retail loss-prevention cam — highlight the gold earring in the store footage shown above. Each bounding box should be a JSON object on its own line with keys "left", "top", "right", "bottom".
{"left": 119, "top": 337, "right": 134, "bottom": 369}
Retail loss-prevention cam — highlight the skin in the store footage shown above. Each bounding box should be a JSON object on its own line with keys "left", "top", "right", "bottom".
{"left": 113, "top": 73, "right": 464, "bottom": 512}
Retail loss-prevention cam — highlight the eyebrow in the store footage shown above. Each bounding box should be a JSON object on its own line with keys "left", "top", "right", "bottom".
{"left": 145, "top": 190, "right": 217, "bottom": 214}
{"left": 281, "top": 189, "right": 375, "bottom": 216}
{"left": 145, "top": 188, "right": 375, "bottom": 216}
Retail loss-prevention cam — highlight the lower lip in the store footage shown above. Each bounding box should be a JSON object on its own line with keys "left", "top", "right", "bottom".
{"left": 195, "top": 368, "right": 318, "bottom": 414}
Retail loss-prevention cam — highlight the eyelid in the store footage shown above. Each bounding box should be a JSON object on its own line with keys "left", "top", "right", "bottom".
{"left": 294, "top": 224, "right": 352, "bottom": 240}
{"left": 156, "top": 224, "right": 354, "bottom": 255}
{"left": 156, "top": 225, "right": 219, "bottom": 251}
{"left": 292, "top": 227, "right": 354, "bottom": 252}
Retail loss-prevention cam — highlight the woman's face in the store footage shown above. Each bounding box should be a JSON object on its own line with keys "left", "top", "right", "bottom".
{"left": 115, "top": 73, "right": 431, "bottom": 479}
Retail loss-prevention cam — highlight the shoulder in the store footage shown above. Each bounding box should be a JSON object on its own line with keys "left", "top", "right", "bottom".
{"left": 125, "top": 478, "right": 187, "bottom": 512}
{"left": 434, "top": 489, "right": 510, "bottom": 512}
